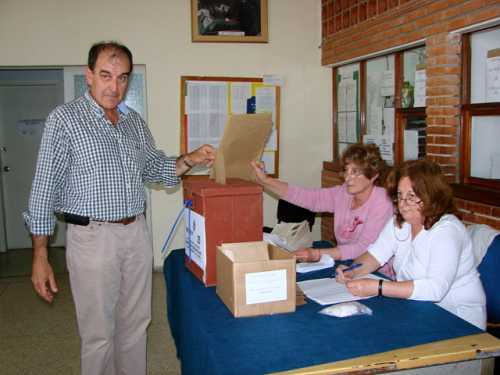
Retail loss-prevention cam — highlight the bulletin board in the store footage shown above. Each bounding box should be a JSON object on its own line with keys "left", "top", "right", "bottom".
{"left": 180, "top": 76, "right": 280, "bottom": 177}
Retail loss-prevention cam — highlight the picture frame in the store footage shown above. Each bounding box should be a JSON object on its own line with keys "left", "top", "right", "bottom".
{"left": 191, "top": 0, "right": 268, "bottom": 43}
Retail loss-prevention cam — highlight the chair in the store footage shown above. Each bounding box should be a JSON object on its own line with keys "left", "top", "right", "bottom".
{"left": 476, "top": 231, "right": 500, "bottom": 330}
{"left": 277, "top": 199, "right": 316, "bottom": 231}
{"left": 263, "top": 200, "right": 316, "bottom": 234}
{"left": 476, "top": 231, "right": 500, "bottom": 375}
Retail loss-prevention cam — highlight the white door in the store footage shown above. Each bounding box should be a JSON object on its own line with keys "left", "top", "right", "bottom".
{"left": 0, "top": 81, "right": 65, "bottom": 249}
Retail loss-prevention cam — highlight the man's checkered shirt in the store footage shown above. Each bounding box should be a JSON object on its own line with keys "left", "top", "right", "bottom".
{"left": 25, "top": 91, "right": 180, "bottom": 236}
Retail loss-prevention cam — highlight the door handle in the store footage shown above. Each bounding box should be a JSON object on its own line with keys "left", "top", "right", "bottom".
{"left": 3, "top": 166, "right": 10, "bottom": 172}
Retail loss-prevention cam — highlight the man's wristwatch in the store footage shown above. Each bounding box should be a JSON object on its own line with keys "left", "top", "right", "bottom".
{"left": 179, "top": 154, "right": 194, "bottom": 169}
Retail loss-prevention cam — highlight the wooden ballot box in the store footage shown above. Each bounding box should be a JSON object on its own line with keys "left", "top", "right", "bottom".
{"left": 182, "top": 178, "right": 263, "bottom": 286}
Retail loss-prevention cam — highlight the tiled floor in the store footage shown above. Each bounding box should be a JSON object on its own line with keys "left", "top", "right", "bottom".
{"left": 0, "top": 248, "right": 181, "bottom": 375}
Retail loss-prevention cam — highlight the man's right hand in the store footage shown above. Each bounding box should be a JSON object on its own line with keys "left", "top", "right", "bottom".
{"left": 32, "top": 255, "right": 58, "bottom": 303}
{"left": 31, "top": 235, "right": 58, "bottom": 303}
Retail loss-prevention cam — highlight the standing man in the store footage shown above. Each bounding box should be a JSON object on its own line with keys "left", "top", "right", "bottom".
{"left": 24, "top": 41, "right": 215, "bottom": 375}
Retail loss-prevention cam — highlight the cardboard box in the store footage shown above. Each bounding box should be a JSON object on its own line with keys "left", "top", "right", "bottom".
{"left": 216, "top": 241, "right": 296, "bottom": 317}
{"left": 183, "top": 178, "right": 263, "bottom": 286}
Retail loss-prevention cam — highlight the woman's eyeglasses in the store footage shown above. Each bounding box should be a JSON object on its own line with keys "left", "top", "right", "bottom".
{"left": 396, "top": 192, "right": 422, "bottom": 205}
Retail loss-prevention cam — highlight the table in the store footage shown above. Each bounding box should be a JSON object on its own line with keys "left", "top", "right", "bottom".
{"left": 164, "top": 249, "right": 500, "bottom": 375}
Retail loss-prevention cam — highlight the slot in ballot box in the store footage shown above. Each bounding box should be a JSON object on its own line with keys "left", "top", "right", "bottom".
{"left": 182, "top": 178, "right": 263, "bottom": 286}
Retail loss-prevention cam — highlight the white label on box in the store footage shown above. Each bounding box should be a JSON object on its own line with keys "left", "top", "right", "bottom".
{"left": 184, "top": 209, "right": 206, "bottom": 272}
{"left": 245, "top": 269, "right": 287, "bottom": 305}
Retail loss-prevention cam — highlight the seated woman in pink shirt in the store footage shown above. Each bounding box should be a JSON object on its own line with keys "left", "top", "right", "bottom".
{"left": 251, "top": 143, "right": 394, "bottom": 278}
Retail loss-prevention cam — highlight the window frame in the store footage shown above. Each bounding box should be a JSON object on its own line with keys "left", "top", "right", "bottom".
{"left": 332, "top": 47, "right": 427, "bottom": 165}
{"left": 460, "top": 31, "right": 500, "bottom": 191}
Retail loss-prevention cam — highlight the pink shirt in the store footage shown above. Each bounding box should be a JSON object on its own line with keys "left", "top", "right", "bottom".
{"left": 285, "top": 183, "right": 395, "bottom": 278}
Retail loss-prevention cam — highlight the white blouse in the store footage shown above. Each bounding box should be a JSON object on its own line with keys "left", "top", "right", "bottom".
{"left": 369, "top": 214, "right": 486, "bottom": 330}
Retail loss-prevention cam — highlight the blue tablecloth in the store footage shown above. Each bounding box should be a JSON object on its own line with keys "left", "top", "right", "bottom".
{"left": 164, "top": 248, "right": 481, "bottom": 375}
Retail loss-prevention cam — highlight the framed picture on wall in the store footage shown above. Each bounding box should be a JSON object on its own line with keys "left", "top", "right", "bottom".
{"left": 191, "top": 0, "right": 268, "bottom": 43}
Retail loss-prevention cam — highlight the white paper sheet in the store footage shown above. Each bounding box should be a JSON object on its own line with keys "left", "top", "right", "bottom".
{"left": 260, "top": 151, "right": 275, "bottom": 174}
{"left": 297, "top": 274, "right": 384, "bottom": 305}
{"left": 414, "top": 69, "right": 426, "bottom": 107}
{"left": 367, "top": 104, "right": 382, "bottom": 136}
{"left": 381, "top": 70, "right": 395, "bottom": 97}
{"left": 337, "top": 112, "right": 347, "bottom": 142}
{"left": 364, "top": 134, "right": 394, "bottom": 165}
{"left": 256, "top": 86, "right": 277, "bottom": 151}
{"left": 245, "top": 269, "right": 287, "bottom": 304}
{"left": 186, "top": 81, "right": 228, "bottom": 152}
{"left": 404, "top": 129, "right": 419, "bottom": 160}
{"left": 338, "top": 77, "right": 357, "bottom": 112}
{"left": 346, "top": 112, "right": 358, "bottom": 142}
{"left": 382, "top": 107, "right": 395, "bottom": 142}
{"left": 263, "top": 232, "right": 291, "bottom": 251}
{"left": 486, "top": 55, "right": 500, "bottom": 102}
{"left": 184, "top": 209, "right": 207, "bottom": 273}
{"left": 263, "top": 74, "right": 284, "bottom": 87}
{"left": 296, "top": 255, "right": 335, "bottom": 274}
{"left": 230, "top": 82, "right": 251, "bottom": 114}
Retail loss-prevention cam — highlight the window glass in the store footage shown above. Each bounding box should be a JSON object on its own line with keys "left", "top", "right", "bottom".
{"left": 470, "top": 28, "right": 500, "bottom": 103}
{"left": 403, "top": 115, "right": 426, "bottom": 161}
{"left": 471, "top": 116, "right": 500, "bottom": 179}
{"left": 365, "top": 55, "right": 395, "bottom": 164}
{"left": 336, "top": 63, "right": 360, "bottom": 155}
{"left": 403, "top": 47, "right": 426, "bottom": 108}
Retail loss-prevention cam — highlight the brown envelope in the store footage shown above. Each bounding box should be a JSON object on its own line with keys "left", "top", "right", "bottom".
{"left": 211, "top": 113, "right": 273, "bottom": 184}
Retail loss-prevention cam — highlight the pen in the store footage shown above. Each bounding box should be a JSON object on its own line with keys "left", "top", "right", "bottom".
{"left": 339, "top": 263, "right": 362, "bottom": 273}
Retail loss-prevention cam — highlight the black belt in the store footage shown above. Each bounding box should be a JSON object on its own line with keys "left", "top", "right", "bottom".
{"left": 107, "top": 216, "right": 137, "bottom": 225}
{"left": 63, "top": 213, "right": 137, "bottom": 226}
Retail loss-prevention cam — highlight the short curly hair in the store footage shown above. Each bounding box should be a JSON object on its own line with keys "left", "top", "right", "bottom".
{"left": 341, "top": 143, "right": 388, "bottom": 186}
{"left": 385, "top": 159, "right": 455, "bottom": 229}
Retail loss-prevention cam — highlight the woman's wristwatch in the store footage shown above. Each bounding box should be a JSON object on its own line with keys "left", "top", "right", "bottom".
{"left": 378, "top": 279, "right": 384, "bottom": 296}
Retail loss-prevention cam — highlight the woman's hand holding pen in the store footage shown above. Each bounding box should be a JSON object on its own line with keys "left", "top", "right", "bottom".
{"left": 335, "top": 263, "right": 362, "bottom": 283}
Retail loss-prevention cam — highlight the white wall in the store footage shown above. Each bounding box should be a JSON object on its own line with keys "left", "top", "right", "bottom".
{"left": 0, "top": 0, "right": 331, "bottom": 268}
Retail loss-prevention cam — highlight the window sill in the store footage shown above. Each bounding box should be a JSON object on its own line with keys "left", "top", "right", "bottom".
{"left": 451, "top": 183, "right": 500, "bottom": 207}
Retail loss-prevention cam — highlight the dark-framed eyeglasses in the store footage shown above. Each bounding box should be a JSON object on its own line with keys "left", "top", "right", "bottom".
{"left": 396, "top": 192, "right": 422, "bottom": 205}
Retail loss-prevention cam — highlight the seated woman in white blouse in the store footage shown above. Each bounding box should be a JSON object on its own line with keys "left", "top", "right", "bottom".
{"left": 336, "top": 160, "right": 486, "bottom": 330}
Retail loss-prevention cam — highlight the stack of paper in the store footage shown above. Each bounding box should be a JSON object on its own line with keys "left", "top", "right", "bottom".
{"left": 297, "top": 274, "right": 384, "bottom": 305}
{"left": 263, "top": 232, "right": 292, "bottom": 251}
{"left": 296, "top": 254, "right": 334, "bottom": 274}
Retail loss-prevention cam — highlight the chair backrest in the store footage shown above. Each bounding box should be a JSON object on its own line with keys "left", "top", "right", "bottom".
{"left": 277, "top": 199, "right": 316, "bottom": 231}
{"left": 477, "top": 234, "right": 500, "bottom": 324}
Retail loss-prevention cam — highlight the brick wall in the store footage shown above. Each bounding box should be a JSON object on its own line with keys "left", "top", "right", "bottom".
{"left": 425, "top": 32, "right": 461, "bottom": 180}
{"left": 320, "top": 1, "right": 500, "bottom": 240}
{"left": 322, "top": 0, "right": 500, "bottom": 66}
{"left": 456, "top": 199, "right": 500, "bottom": 230}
